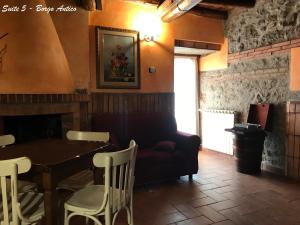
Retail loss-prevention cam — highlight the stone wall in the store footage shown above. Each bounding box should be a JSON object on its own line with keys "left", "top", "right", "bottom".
{"left": 201, "top": 53, "right": 289, "bottom": 169}
{"left": 226, "top": 0, "right": 300, "bottom": 53}
{"left": 200, "top": 0, "right": 300, "bottom": 172}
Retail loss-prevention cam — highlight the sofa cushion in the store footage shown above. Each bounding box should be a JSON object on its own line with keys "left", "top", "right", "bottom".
{"left": 153, "top": 141, "right": 176, "bottom": 153}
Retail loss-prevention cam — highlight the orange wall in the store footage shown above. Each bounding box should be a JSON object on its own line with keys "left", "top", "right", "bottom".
{"left": 199, "top": 38, "right": 228, "bottom": 72}
{"left": 0, "top": 0, "right": 224, "bottom": 94}
{"left": 89, "top": 0, "right": 224, "bottom": 93}
{"left": 0, "top": 0, "right": 75, "bottom": 94}
{"left": 48, "top": 0, "right": 90, "bottom": 90}
{"left": 290, "top": 47, "right": 300, "bottom": 91}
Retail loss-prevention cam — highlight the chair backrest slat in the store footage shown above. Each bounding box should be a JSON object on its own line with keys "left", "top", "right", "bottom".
{"left": 66, "top": 131, "right": 110, "bottom": 143}
{"left": 0, "top": 157, "right": 31, "bottom": 225}
{"left": 1, "top": 176, "right": 9, "bottom": 224}
{"left": 0, "top": 135, "right": 15, "bottom": 148}
{"left": 112, "top": 166, "right": 117, "bottom": 211}
{"left": 93, "top": 140, "right": 137, "bottom": 215}
{"left": 118, "top": 164, "right": 124, "bottom": 208}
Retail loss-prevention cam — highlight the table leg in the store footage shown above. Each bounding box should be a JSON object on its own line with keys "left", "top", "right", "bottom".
{"left": 42, "top": 172, "right": 59, "bottom": 225}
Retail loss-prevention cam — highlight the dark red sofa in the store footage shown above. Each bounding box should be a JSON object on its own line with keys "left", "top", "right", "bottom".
{"left": 91, "top": 112, "right": 201, "bottom": 185}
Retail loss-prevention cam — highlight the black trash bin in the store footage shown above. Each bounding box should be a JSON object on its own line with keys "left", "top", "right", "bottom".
{"left": 226, "top": 104, "right": 272, "bottom": 174}
{"left": 226, "top": 126, "right": 266, "bottom": 174}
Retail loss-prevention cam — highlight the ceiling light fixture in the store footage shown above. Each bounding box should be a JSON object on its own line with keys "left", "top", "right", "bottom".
{"left": 158, "top": 0, "right": 202, "bottom": 22}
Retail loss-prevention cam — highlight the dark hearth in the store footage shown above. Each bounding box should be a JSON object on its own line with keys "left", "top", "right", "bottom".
{"left": 3, "top": 114, "right": 62, "bottom": 143}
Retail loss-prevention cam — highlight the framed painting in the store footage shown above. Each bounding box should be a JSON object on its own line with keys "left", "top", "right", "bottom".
{"left": 96, "top": 26, "right": 140, "bottom": 89}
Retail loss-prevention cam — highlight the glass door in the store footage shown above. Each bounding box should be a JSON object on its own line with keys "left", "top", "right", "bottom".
{"left": 174, "top": 56, "right": 199, "bottom": 135}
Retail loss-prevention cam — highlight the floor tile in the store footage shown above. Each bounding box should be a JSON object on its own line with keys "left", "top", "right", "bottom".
{"left": 209, "top": 200, "right": 239, "bottom": 211}
{"left": 196, "top": 206, "right": 227, "bottom": 222}
{"left": 176, "top": 216, "right": 213, "bottom": 225}
{"left": 68, "top": 149, "right": 300, "bottom": 225}
{"left": 212, "top": 220, "right": 236, "bottom": 225}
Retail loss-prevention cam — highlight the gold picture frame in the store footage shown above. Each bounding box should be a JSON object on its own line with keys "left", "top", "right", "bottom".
{"left": 96, "top": 26, "right": 140, "bottom": 89}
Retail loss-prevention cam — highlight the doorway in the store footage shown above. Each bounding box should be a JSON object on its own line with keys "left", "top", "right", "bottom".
{"left": 174, "top": 56, "right": 199, "bottom": 135}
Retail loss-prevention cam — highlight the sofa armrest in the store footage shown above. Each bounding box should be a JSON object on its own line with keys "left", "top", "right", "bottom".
{"left": 173, "top": 131, "right": 201, "bottom": 175}
{"left": 174, "top": 131, "right": 201, "bottom": 151}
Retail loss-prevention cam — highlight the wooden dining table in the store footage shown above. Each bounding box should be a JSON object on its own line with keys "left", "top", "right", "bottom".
{"left": 0, "top": 139, "right": 116, "bottom": 225}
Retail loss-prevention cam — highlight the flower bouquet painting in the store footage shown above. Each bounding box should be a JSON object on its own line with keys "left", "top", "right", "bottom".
{"left": 96, "top": 27, "right": 140, "bottom": 89}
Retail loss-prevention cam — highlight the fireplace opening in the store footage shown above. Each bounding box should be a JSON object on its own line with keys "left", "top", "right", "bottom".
{"left": 3, "top": 114, "right": 62, "bottom": 143}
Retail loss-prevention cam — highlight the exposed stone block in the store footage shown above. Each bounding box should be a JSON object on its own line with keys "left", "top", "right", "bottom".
{"left": 226, "top": 0, "right": 300, "bottom": 53}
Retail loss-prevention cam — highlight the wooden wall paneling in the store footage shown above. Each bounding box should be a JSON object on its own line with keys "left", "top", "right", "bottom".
{"left": 97, "top": 94, "right": 104, "bottom": 113}
{"left": 286, "top": 102, "right": 300, "bottom": 181}
{"left": 295, "top": 136, "right": 300, "bottom": 159}
{"left": 108, "top": 94, "right": 113, "bottom": 113}
{"left": 150, "top": 94, "right": 155, "bottom": 112}
{"left": 295, "top": 114, "right": 300, "bottom": 135}
{"left": 294, "top": 158, "right": 299, "bottom": 179}
{"left": 127, "top": 94, "right": 134, "bottom": 113}
{"left": 144, "top": 94, "right": 150, "bottom": 112}
{"left": 288, "top": 112, "right": 295, "bottom": 135}
{"left": 0, "top": 117, "right": 3, "bottom": 135}
{"left": 296, "top": 103, "right": 300, "bottom": 112}
{"left": 80, "top": 102, "right": 89, "bottom": 130}
{"left": 296, "top": 136, "right": 300, "bottom": 179}
{"left": 90, "top": 93, "right": 175, "bottom": 114}
{"left": 103, "top": 94, "right": 109, "bottom": 113}
{"left": 113, "top": 94, "right": 118, "bottom": 113}
{"left": 288, "top": 135, "right": 294, "bottom": 157}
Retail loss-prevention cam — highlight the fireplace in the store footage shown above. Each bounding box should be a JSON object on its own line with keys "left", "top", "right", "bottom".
{"left": 0, "top": 94, "right": 90, "bottom": 141}
{"left": 3, "top": 114, "right": 62, "bottom": 143}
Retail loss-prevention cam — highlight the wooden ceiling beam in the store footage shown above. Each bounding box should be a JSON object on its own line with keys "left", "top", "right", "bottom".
{"left": 140, "top": 0, "right": 161, "bottom": 4}
{"left": 200, "top": 0, "right": 256, "bottom": 8}
{"left": 175, "top": 39, "right": 221, "bottom": 50}
{"left": 125, "top": 0, "right": 162, "bottom": 5}
{"left": 80, "top": 0, "right": 101, "bottom": 10}
{"left": 188, "top": 5, "right": 228, "bottom": 20}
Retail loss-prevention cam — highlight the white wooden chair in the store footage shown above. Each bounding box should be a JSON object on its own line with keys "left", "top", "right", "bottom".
{"left": 58, "top": 131, "right": 110, "bottom": 191}
{"left": 66, "top": 131, "right": 110, "bottom": 143}
{"left": 0, "top": 135, "right": 36, "bottom": 193}
{"left": 0, "top": 135, "right": 15, "bottom": 148}
{"left": 64, "top": 140, "right": 137, "bottom": 225}
{"left": 0, "top": 157, "right": 44, "bottom": 225}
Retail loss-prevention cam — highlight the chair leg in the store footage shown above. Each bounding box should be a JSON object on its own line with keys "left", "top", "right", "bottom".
{"left": 189, "top": 174, "right": 193, "bottom": 181}
{"left": 130, "top": 208, "right": 134, "bottom": 225}
{"left": 64, "top": 209, "right": 68, "bottom": 225}
{"left": 130, "top": 196, "right": 134, "bottom": 225}
{"left": 105, "top": 208, "right": 111, "bottom": 225}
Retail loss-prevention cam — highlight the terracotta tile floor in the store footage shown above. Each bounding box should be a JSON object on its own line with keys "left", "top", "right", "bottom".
{"left": 70, "top": 149, "right": 300, "bottom": 225}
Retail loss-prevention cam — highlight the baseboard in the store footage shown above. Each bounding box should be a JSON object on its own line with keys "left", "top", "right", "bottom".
{"left": 261, "top": 162, "right": 285, "bottom": 176}
{"left": 201, "top": 147, "right": 234, "bottom": 158}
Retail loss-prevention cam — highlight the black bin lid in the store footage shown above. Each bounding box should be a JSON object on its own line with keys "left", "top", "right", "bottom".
{"left": 247, "top": 104, "right": 273, "bottom": 132}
